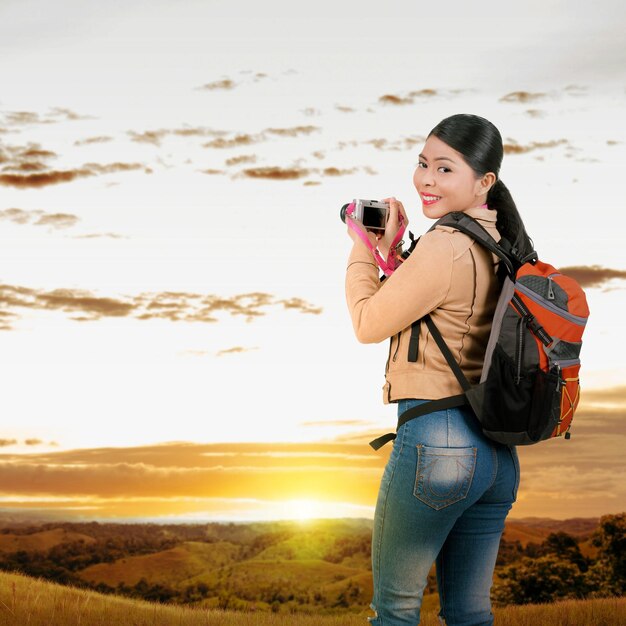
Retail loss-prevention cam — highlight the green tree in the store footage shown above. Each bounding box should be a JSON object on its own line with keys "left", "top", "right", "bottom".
{"left": 585, "top": 512, "right": 626, "bottom": 597}
{"left": 493, "top": 555, "right": 587, "bottom": 605}
{"left": 539, "top": 531, "right": 589, "bottom": 571}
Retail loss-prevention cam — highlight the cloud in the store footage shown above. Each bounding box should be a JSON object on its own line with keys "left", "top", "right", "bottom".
{"left": 224, "top": 155, "right": 257, "bottom": 166}
{"left": 199, "top": 78, "right": 236, "bottom": 90}
{"left": 237, "top": 164, "right": 371, "bottom": 182}
{"left": 578, "top": 385, "right": 626, "bottom": 406}
{"left": 277, "top": 297, "right": 322, "bottom": 314}
{"left": 0, "top": 284, "right": 322, "bottom": 329}
{"left": 204, "top": 134, "right": 265, "bottom": 149}
{"left": 321, "top": 167, "right": 357, "bottom": 176}
{"left": 0, "top": 169, "right": 92, "bottom": 187}
{"left": 0, "top": 440, "right": 18, "bottom": 448}
{"left": 74, "top": 136, "right": 114, "bottom": 146}
{"left": 0, "top": 207, "right": 78, "bottom": 230}
{"left": 127, "top": 126, "right": 226, "bottom": 146}
{"left": 1, "top": 394, "right": 624, "bottom": 521}
{"left": 0, "top": 141, "right": 148, "bottom": 188}
{"left": 72, "top": 233, "right": 126, "bottom": 240}
{"left": 339, "top": 135, "right": 425, "bottom": 152}
{"left": 379, "top": 94, "right": 413, "bottom": 105}
{"left": 203, "top": 126, "right": 319, "bottom": 150}
{"left": 409, "top": 89, "right": 438, "bottom": 98}
{"left": 557, "top": 265, "right": 626, "bottom": 288}
{"left": 48, "top": 107, "right": 92, "bottom": 121}
{"left": 24, "top": 439, "right": 43, "bottom": 446}
{"left": 241, "top": 166, "right": 310, "bottom": 180}
{"left": 0, "top": 389, "right": 624, "bottom": 520}
{"left": 0, "top": 442, "right": 382, "bottom": 505}
{"left": 215, "top": 346, "right": 259, "bottom": 357}
{"left": 2, "top": 111, "right": 54, "bottom": 126}
{"left": 500, "top": 91, "right": 549, "bottom": 103}
{"left": 265, "top": 126, "right": 319, "bottom": 137}
{"left": 1, "top": 108, "right": 92, "bottom": 126}
{"left": 34, "top": 213, "right": 80, "bottom": 229}
{"left": 0, "top": 208, "right": 40, "bottom": 225}
{"left": 503, "top": 139, "right": 568, "bottom": 154}
{"left": 0, "top": 141, "right": 58, "bottom": 171}
{"left": 378, "top": 89, "right": 455, "bottom": 107}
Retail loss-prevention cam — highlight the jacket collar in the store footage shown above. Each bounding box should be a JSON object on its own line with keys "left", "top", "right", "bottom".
{"left": 464, "top": 205, "right": 497, "bottom": 223}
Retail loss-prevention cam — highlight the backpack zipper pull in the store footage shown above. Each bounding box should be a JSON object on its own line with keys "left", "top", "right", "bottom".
{"left": 547, "top": 276, "right": 555, "bottom": 300}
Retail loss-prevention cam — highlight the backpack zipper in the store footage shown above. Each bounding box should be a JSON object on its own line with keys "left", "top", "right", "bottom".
{"left": 515, "top": 282, "right": 587, "bottom": 326}
{"left": 515, "top": 316, "right": 524, "bottom": 384}
{"left": 547, "top": 276, "right": 555, "bottom": 300}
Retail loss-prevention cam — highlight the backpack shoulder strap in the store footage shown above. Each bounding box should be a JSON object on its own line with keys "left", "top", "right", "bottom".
{"left": 429, "top": 211, "right": 522, "bottom": 277}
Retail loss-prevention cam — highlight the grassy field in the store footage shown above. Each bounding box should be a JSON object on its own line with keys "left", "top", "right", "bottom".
{"left": 0, "top": 570, "right": 624, "bottom": 625}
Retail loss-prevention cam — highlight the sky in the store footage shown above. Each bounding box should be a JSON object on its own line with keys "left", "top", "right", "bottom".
{"left": 0, "top": 0, "right": 625, "bottom": 523}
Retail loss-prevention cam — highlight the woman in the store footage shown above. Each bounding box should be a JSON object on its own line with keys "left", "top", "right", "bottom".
{"left": 345, "top": 114, "right": 533, "bottom": 625}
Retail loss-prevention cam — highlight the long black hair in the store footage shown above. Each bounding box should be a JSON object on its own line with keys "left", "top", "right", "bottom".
{"left": 428, "top": 113, "right": 535, "bottom": 260}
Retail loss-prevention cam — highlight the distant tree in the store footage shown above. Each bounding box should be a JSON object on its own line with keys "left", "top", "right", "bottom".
{"left": 538, "top": 532, "right": 589, "bottom": 572}
{"left": 493, "top": 555, "right": 587, "bottom": 605}
{"left": 585, "top": 512, "right": 626, "bottom": 597}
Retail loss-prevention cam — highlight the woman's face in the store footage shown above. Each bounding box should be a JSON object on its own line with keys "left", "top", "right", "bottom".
{"left": 413, "top": 134, "right": 491, "bottom": 219}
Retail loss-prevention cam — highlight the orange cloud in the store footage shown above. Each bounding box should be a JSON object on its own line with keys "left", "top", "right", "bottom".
{"left": 34, "top": 213, "right": 80, "bottom": 229}
{"left": 3, "top": 111, "right": 54, "bottom": 125}
{"left": 73, "top": 233, "right": 125, "bottom": 240}
{"left": 408, "top": 89, "right": 438, "bottom": 97}
{"left": 1, "top": 391, "right": 624, "bottom": 521}
{"left": 0, "top": 442, "right": 382, "bottom": 506}
{"left": 204, "top": 134, "right": 265, "bottom": 149}
{"left": 215, "top": 346, "right": 259, "bottom": 357}
{"left": 503, "top": 139, "right": 568, "bottom": 154}
{"left": 379, "top": 94, "right": 413, "bottom": 105}
{"left": 500, "top": 91, "right": 548, "bottom": 103}
{"left": 0, "top": 159, "right": 147, "bottom": 188}
{"left": 127, "top": 126, "right": 227, "bottom": 146}
{"left": 241, "top": 166, "right": 310, "bottom": 180}
{"left": 200, "top": 79, "right": 236, "bottom": 90}
{"left": 557, "top": 265, "right": 626, "bottom": 289}
{"left": 74, "top": 136, "right": 114, "bottom": 146}
{"left": 224, "top": 155, "right": 257, "bottom": 166}
{"left": 0, "top": 284, "right": 322, "bottom": 329}
{"left": 265, "top": 126, "right": 319, "bottom": 137}
{"left": 0, "top": 208, "right": 42, "bottom": 225}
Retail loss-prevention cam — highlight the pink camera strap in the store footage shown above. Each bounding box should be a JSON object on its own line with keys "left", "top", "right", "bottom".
{"left": 345, "top": 202, "right": 406, "bottom": 276}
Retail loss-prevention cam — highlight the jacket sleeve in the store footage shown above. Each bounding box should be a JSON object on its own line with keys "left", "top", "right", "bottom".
{"left": 345, "top": 229, "right": 454, "bottom": 343}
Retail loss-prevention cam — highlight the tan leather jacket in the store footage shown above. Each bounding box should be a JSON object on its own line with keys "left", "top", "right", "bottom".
{"left": 345, "top": 205, "right": 502, "bottom": 404}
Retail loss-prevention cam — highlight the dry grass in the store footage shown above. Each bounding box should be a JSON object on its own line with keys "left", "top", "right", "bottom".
{"left": 0, "top": 570, "right": 624, "bottom": 625}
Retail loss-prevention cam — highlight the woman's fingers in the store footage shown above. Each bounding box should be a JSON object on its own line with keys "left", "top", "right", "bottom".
{"left": 381, "top": 197, "right": 408, "bottom": 229}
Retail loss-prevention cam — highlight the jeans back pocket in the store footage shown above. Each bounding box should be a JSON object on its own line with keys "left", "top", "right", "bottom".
{"left": 414, "top": 445, "right": 477, "bottom": 510}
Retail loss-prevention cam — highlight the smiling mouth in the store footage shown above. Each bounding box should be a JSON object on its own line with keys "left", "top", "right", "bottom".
{"left": 421, "top": 193, "right": 441, "bottom": 205}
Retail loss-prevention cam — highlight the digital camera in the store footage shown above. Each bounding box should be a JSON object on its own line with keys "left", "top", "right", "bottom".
{"left": 340, "top": 199, "right": 389, "bottom": 233}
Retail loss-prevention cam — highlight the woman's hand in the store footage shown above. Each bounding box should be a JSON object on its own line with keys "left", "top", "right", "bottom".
{"left": 346, "top": 215, "right": 380, "bottom": 247}
{"left": 377, "top": 197, "right": 409, "bottom": 258}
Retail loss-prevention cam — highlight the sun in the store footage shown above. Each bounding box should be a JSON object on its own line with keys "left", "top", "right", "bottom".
{"left": 283, "top": 499, "right": 324, "bottom": 521}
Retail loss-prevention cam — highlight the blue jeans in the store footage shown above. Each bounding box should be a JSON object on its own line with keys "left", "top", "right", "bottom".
{"left": 369, "top": 399, "right": 520, "bottom": 626}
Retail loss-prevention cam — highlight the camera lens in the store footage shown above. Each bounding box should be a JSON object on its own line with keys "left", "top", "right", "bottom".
{"left": 340, "top": 203, "right": 350, "bottom": 223}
